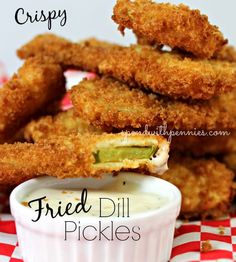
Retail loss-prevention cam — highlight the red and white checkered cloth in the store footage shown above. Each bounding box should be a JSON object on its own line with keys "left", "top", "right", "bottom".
{"left": 1, "top": 202, "right": 236, "bottom": 262}
{"left": 0, "top": 214, "right": 22, "bottom": 262}
{"left": 172, "top": 218, "right": 236, "bottom": 261}
{"left": 1, "top": 69, "right": 236, "bottom": 261}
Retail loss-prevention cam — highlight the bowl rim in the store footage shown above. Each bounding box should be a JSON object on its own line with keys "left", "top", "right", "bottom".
{"left": 10, "top": 172, "right": 182, "bottom": 224}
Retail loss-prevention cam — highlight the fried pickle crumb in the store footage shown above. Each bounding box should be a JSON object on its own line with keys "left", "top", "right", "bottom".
{"left": 218, "top": 226, "right": 225, "bottom": 235}
{"left": 201, "top": 240, "right": 213, "bottom": 253}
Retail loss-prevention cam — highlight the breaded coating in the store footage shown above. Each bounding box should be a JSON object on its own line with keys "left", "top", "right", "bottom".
{"left": 98, "top": 45, "right": 236, "bottom": 100}
{"left": 24, "top": 109, "right": 102, "bottom": 142}
{"left": 79, "top": 37, "right": 123, "bottom": 50}
{"left": 0, "top": 56, "right": 65, "bottom": 143}
{"left": 159, "top": 156, "right": 234, "bottom": 218}
{"left": 135, "top": 33, "right": 162, "bottom": 49}
{"left": 215, "top": 45, "right": 236, "bottom": 63}
{"left": 17, "top": 34, "right": 236, "bottom": 100}
{"left": 223, "top": 153, "right": 236, "bottom": 172}
{"left": 112, "top": 0, "right": 226, "bottom": 58}
{"left": 0, "top": 133, "right": 169, "bottom": 185}
{"left": 136, "top": 35, "right": 236, "bottom": 64}
{"left": 171, "top": 132, "right": 236, "bottom": 156}
{"left": 17, "top": 34, "right": 110, "bottom": 72}
{"left": 71, "top": 77, "right": 236, "bottom": 131}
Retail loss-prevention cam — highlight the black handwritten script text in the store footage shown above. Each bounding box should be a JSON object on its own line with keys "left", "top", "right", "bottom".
{"left": 27, "top": 189, "right": 142, "bottom": 242}
{"left": 28, "top": 189, "right": 91, "bottom": 222}
{"left": 15, "top": 8, "right": 67, "bottom": 30}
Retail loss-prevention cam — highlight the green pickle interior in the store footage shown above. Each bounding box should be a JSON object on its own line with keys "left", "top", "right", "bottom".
{"left": 94, "top": 146, "right": 157, "bottom": 163}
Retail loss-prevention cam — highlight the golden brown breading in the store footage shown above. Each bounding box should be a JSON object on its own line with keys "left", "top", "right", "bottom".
{"left": 171, "top": 132, "right": 236, "bottom": 156}
{"left": 71, "top": 77, "right": 236, "bottom": 131}
{"left": 159, "top": 156, "right": 234, "bottom": 218}
{"left": 8, "top": 100, "right": 62, "bottom": 144}
{"left": 0, "top": 133, "right": 169, "bottom": 185}
{"left": 112, "top": 0, "right": 226, "bottom": 58}
{"left": 135, "top": 33, "right": 163, "bottom": 49}
{"left": 136, "top": 35, "right": 236, "bottom": 64}
{"left": 0, "top": 56, "right": 65, "bottom": 143}
{"left": 223, "top": 153, "right": 236, "bottom": 172}
{"left": 17, "top": 34, "right": 110, "bottom": 72}
{"left": 24, "top": 109, "right": 102, "bottom": 142}
{"left": 98, "top": 45, "right": 236, "bottom": 100}
{"left": 215, "top": 45, "right": 236, "bottom": 63}
{"left": 17, "top": 34, "right": 236, "bottom": 100}
{"left": 79, "top": 38, "right": 123, "bottom": 49}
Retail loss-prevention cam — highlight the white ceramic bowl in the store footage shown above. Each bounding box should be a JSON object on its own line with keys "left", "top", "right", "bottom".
{"left": 10, "top": 172, "right": 181, "bottom": 262}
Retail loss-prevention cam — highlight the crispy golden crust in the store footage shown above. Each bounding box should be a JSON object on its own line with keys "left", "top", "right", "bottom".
{"left": 79, "top": 38, "right": 123, "bottom": 50}
{"left": 17, "top": 34, "right": 110, "bottom": 72}
{"left": 139, "top": 41, "right": 236, "bottom": 64}
{"left": 24, "top": 109, "right": 102, "bottom": 142}
{"left": 71, "top": 77, "right": 236, "bottom": 131}
{"left": 171, "top": 132, "right": 236, "bottom": 156}
{"left": 0, "top": 135, "right": 94, "bottom": 185}
{"left": 215, "top": 45, "right": 236, "bottom": 63}
{"left": 18, "top": 34, "right": 236, "bottom": 100}
{"left": 0, "top": 133, "right": 167, "bottom": 185}
{"left": 112, "top": 0, "right": 226, "bottom": 58}
{"left": 0, "top": 56, "right": 65, "bottom": 143}
{"left": 136, "top": 35, "right": 236, "bottom": 64}
{"left": 135, "top": 33, "right": 162, "bottom": 49}
{"left": 223, "top": 153, "right": 236, "bottom": 172}
{"left": 99, "top": 45, "right": 236, "bottom": 100}
{"left": 159, "top": 156, "right": 234, "bottom": 218}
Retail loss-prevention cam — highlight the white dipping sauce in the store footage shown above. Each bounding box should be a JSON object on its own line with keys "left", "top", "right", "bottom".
{"left": 23, "top": 176, "right": 168, "bottom": 218}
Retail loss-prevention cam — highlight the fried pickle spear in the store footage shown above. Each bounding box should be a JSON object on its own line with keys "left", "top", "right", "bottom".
{"left": 159, "top": 156, "right": 234, "bottom": 218}
{"left": 24, "top": 109, "right": 102, "bottom": 142}
{"left": 0, "top": 56, "right": 65, "bottom": 143}
{"left": 17, "top": 34, "right": 236, "bottom": 100}
{"left": 112, "top": 0, "right": 226, "bottom": 58}
{"left": 136, "top": 37, "right": 236, "bottom": 64}
{"left": 135, "top": 33, "right": 236, "bottom": 63}
{"left": 171, "top": 132, "right": 236, "bottom": 156}
{"left": 98, "top": 45, "right": 236, "bottom": 100}
{"left": 71, "top": 77, "right": 236, "bottom": 131}
{"left": 17, "top": 34, "right": 110, "bottom": 73}
{"left": 0, "top": 133, "right": 169, "bottom": 185}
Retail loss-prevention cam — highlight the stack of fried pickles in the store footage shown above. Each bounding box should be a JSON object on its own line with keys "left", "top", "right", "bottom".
{"left": 1, "top": 0, "right": 236, "bottom": 219}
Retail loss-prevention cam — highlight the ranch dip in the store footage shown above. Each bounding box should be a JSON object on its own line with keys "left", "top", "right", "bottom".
{"left": 22, "top": 176, "right": 168, "bottom": 218}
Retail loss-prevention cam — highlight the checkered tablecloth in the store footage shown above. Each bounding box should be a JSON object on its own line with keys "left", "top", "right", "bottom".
{"left": 1, "top": 196, "right": 236, "bottom": 262}
{"left": 1, "top": 68, "right": 236, "bottom": 261}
